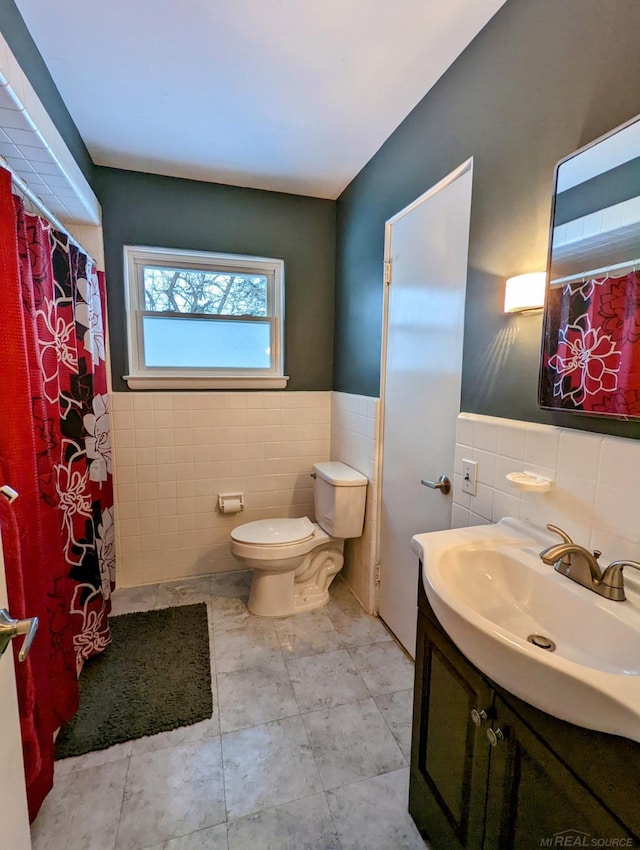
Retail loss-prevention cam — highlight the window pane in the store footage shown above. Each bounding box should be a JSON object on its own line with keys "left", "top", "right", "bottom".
{"left": 142, "top": 316, "right": 272, "bottom": 369}
{"left": 143, "top": 266, "right": 268, "bottom": 316}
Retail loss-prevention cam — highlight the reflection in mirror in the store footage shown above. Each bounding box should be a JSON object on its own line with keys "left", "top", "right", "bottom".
{"left": 539, "top": 116, "right": 640, "bottom": 419}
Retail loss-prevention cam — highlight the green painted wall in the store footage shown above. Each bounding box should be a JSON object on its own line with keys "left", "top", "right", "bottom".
{"left": 95, "top": 167, "right": 336, "bottom": 392}
{"left": 0, "top": 0, "right": 94, "bottom": 186}
{"left": 334, "top": 0, "right": 640, "bottom": 438}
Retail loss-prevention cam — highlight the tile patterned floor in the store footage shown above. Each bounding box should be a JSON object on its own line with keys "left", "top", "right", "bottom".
{"left": 31, "top": 573, "right": 427, "bottom": 850}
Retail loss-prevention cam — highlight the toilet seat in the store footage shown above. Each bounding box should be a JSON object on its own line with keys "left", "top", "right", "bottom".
{"left": 231, "top": 517, "right": 315, "bottom": 546}
{"left": 230, "top": 517, "right": 330, "bottom": 562}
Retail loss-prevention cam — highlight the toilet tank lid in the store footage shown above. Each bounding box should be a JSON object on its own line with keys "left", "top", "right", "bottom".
{"left": 231, "top": 517, "right": 316, "bottom": 545}
{"left": 312, "top": 462, "right": 368, "bottom": 487}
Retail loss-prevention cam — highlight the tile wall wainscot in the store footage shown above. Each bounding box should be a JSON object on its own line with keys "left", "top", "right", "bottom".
{"left": 330, "top": 392, "right": 381, "bottom": 614}
{"left": 111, "top": 391, "right": 331, "bottom": 587}
{"left": 453, "top": 413, "right": 640, "bottom": 564}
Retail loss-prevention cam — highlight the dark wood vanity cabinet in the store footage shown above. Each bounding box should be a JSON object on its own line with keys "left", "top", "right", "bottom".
{"left": 410, "top": 571, "right": 640, "bottom": 850}
{"left": 483, "top": 695, "right": 633, "bottom": 849}
{"left": 410, "top": 605, "right": 491, "bottom": 849}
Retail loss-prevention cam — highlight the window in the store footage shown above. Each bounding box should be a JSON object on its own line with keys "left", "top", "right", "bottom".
{"left": 123, "top": 246, "right": 287, "bottom": 389}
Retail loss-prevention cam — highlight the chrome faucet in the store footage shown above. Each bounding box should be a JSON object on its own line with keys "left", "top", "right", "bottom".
{"left": 539, "top": 524, "right": 640, "bottom": 601}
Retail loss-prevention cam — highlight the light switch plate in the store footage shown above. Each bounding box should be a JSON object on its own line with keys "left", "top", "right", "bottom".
{"left": 462, "top": 459, "right": 478, "bottom": 496}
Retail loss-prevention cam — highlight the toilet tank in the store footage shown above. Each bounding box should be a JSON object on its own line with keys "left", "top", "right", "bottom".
{"left": 312, "top": 462, "right": 368, "bottom": 539}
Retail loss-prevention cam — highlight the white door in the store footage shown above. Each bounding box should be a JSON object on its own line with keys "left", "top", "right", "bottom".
{"left": 0, "top": 520, "right": 32, "bottom": 850}
{"left": 378, "top": 160, "right": 473, "bottom": 656}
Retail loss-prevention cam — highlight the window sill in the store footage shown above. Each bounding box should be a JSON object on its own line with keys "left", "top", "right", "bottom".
{"left": 123, "top": 374, "right": 290, "bottom": 391}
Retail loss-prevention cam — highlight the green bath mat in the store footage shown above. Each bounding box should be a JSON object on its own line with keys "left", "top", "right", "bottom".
{"left": 55, "top": 603, "right": 212, "bottom": 759}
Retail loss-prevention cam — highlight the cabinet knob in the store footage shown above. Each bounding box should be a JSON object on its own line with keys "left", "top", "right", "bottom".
{"left": 486, "top": 727, "right": 504, "bottom": 747}
{"left": 470, "top": 708, "right": 488, "bottom": 727}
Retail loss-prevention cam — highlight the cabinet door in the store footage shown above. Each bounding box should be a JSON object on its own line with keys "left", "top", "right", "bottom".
{"left": 484, "top": 696, "right": 635, "bottom": 850}
{"left": 410, "top": 611, "right": 493, "bottom": 849}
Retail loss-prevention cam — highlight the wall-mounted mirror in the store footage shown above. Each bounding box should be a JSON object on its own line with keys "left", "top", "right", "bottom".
{"left": 539, "top": 116, "right": 640, "bottom": 419}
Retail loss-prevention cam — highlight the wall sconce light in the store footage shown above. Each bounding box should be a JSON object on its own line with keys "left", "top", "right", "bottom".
{"left": 504, "top": 272, "right": 546, "bottom": 314}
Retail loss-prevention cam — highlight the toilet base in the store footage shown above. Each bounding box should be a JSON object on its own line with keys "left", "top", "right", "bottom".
{"left": 247, "top": 542, "right": 345, "bottom": 617}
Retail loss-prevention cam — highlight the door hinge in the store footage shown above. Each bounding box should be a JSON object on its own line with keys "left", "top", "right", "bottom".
{"left": 384, "top": 260, "right": 391, "bottom": 285}
{"left": 375, "top": 563, "right": 381, "bottom": 583}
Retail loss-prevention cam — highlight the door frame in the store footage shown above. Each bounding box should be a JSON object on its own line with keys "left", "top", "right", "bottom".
{"left": 374, "top": 157, "right": 474, "bottom": 612}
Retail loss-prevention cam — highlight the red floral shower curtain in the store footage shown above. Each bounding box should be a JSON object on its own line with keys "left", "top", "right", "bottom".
{"left": 0, "top": 168, "right": 114, "bottom": 818}
{"left": 541, "top": 270, "right": 640, "bottom": 417}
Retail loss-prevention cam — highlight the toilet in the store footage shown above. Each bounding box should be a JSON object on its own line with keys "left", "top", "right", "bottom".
{"left": 230, "top": 461, "right": 368, "bottom": 616}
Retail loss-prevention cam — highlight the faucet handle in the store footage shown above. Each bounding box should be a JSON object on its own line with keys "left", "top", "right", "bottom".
{"left": 607, "top": 559, "right": 640, "bottom": 571}
{"left": 599, "top": 560, "right": 640, "bottom": 601}
{"left": 546, "top": 524, "right": 574, "bottom": 545}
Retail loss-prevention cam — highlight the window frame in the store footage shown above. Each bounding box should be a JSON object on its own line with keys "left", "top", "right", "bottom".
{"left": 123, "top": 245, "right": 287, "bottom": 390}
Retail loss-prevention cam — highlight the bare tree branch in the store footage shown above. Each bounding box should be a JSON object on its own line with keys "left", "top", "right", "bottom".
{"left": 143, "top": 266, "right": 268, "bottom": 316}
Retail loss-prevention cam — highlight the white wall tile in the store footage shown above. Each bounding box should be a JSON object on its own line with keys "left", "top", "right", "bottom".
{"left": 492, "top": 490, "right": 521, "bottom": 523}
{"left": 590, "top": 529, "right": 639, "bottom": 563}
{"left": 551, "top": 516, "right": 591, "bottom": 550}
{"left": 112, "top": 390, "right": 332, "bottom": 586}
{"left": 330, "top": 392, "right": 380, "bottom": 612}
{"left": 113, "top": 410, "right": 134, "bottom": 431}
{"left": 474, "top": 419, "right": 499, "bottom": 453}
{"left": 451, "top": 504, "right": 470, "bottom": 528}
{"left": 594, "top": 483, "right": 640, "bottom": 539}
{"left": 519, "top": 491, "right": 554, "bottom": 529}
{"left": 469, "top": 511, "right": 492, "bottom": 526}
{"left": 132, "top": 394, "right": 154, "bottom": 411}
{"left": 524, "top": 425, "right": 559, "bottom": 470}
{"left": 456, "top": 414, "right": 475, "bottom": 448}
{"left": 598, "top": 436, "right": 640, "bottom": 493}
{"left": 557, "top": 429, "right": 602, "bottom": 481}
{"left": 474, "top": 448, "right": 497, "bottom": 488}
{"left": 454, "top": 443, "right": 473, "bottom": 474}
{"left": 152, "top": 393, "right": 173, "bottom": 410}
{"left": 552, "top": 471, "right": 597, "bottom": 523}
{"left": 453, "top": 413, "right": 640, "bottom": 565}
{"left": 475, "top": 483, "right": 495, "bottom": 521}
{"left": 497, "top": 421, "right": 526, "bottom": 460}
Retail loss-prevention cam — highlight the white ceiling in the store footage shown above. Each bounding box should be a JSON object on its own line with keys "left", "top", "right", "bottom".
{"left": 14, "top": 0, "right": 506, "bottom": 199}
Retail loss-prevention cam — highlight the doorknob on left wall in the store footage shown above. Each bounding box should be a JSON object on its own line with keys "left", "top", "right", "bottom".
{"left": 0, "top": 609, "right": 39, "bottom": 662}
{"left": 420, "top": 475, "right": 451, "bottom": 495}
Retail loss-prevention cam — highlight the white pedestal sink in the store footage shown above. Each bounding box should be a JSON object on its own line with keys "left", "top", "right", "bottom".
{"left": 412, "top": 517, "right": 640, "bottom": 743}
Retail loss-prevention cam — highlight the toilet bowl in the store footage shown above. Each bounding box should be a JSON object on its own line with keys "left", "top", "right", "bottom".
{"left": 230, "top": 462, "right": 367, "bottom": 617}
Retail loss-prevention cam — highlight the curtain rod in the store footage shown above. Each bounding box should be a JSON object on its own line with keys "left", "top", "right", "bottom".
{"left": 0, "top": 158, "right": 93, "bottom": 260}
{"left": 550, "top": 258, "right": 640, "bottom": 286}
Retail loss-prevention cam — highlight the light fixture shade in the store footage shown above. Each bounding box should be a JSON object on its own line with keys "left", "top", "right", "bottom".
{"left": 504, "top": 272, "right": 546, "bottom": 313}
